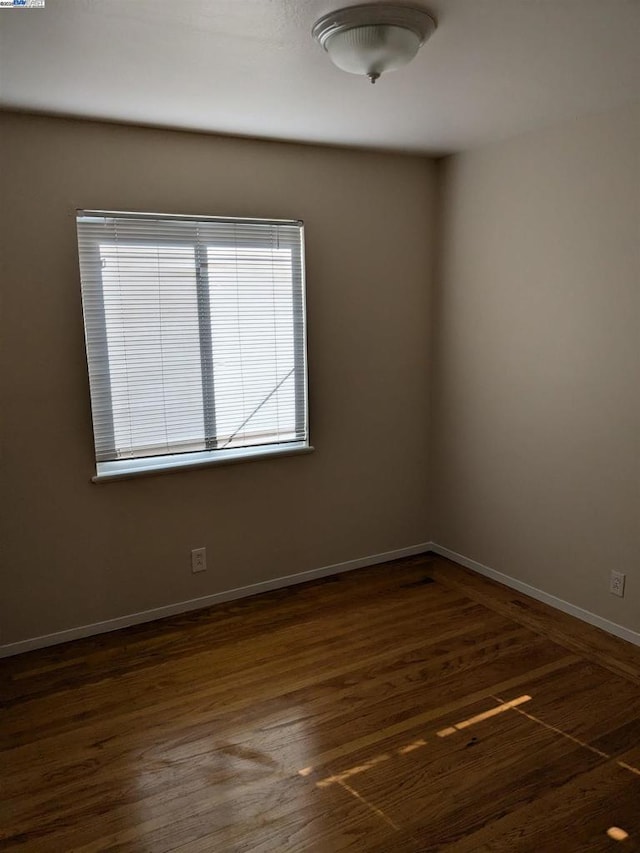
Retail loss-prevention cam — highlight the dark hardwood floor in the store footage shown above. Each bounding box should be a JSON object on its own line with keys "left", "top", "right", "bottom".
{"left": 2, "top": 553, "right": 639, "bottom": 851}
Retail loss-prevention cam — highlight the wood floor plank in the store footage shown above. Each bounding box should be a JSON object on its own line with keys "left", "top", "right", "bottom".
{"left": 442, "top": 758, "right": 640, "bottom": 852}
{"left": 2, "top": 628, "right": 562, "bottom": 835}
{"left": 329, "top": 702, "right": 605, "bottom": 851}
{"left": 427, "top": 555, "right": 640, "bottom": 685}
{"left": 2, "top": 554, "right": 639, "bottom": 851}
{"left": 0, "top": 560, "right": 439, "bottom": 704}
{"left": 493, "top": 660, "right": 640, "bottom": 748}
{"left": 1, "top": 581, "right": 471, "bottom": 727}
{"left": 1, "top": 610, "right": 516, "bottom": 778}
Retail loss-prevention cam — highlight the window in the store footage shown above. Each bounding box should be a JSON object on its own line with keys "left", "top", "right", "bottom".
{"left": 77, "top": 211, "right": 310, "bottom": 481}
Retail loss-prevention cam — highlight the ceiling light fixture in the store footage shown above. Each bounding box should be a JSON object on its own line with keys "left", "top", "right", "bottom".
{"left": 312, "top": 3, "right": 436, "bottom": 84}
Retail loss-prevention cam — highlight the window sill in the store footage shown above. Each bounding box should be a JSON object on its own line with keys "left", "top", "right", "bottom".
{"left": 92, "top": 442, "right": 314, "bottom": 482}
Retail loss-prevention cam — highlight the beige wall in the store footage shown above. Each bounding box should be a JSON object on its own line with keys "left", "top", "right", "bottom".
{"left": 431, "top": 103, "right": 640, "bottom": 632}
{"left": 3, "top": 104, "right": 637, "bottom": 650}
{"left": 0, "top": 113, "right": 435, "bottom": 646}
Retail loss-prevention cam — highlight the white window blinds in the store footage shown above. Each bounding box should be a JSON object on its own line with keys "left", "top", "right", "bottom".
{"left": 77, "top": 212, "right": 308, "bottom": 474}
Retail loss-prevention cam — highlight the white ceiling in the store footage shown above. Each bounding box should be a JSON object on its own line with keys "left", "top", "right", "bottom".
{"left": 0, "top": 0, "right": 638, "bottom": 154}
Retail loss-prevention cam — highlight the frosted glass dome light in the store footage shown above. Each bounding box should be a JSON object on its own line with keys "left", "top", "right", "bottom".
{"left": 313, "top": 4, "right": 436, "bottom": 84}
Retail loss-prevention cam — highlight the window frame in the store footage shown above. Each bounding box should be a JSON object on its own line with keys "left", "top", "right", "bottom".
{"left": 77, "top": 210, "right": 312, "bottom": 482}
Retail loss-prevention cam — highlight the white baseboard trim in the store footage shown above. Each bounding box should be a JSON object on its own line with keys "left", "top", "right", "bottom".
{"left": 429, "top": 543, "right": 640, "bottom": 648}
{"left": 0, "top": 542, "right": 432, "bottom": 658}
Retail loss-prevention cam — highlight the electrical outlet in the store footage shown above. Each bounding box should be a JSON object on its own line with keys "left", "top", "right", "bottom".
{"left": 609, "top": 570, "right": 625, "bottom": 597}
{"left": 191, "top": 547, "right": 207, "bottom": 574}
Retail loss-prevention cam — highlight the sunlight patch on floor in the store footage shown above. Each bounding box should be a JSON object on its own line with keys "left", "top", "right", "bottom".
{"left": 436, "top": 695, "right": 532, "bottom": 737}
{"left": 607, "top": 826, "right": 629, "bottom": 841}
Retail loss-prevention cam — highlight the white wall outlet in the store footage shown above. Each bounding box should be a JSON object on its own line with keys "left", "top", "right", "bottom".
{"left": 191, "top": 547, "right": 207, "bottom": 574}
{"left": 609, "top": 570, "right": 625, "bottom": 597}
